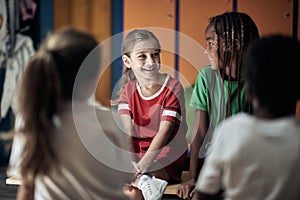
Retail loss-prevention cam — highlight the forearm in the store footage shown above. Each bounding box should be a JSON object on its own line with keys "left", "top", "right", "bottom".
{"left": 189, "top": 110, "right": 208, "bottom": 180}
{"left": 189, "top": 140, "right": 202, "bottom": 180}
{"left": 138, "top": 121, "right": 174, "bottom": 173}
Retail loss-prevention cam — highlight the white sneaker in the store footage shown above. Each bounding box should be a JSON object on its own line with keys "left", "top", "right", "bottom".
{"left": 152, "top": 176, "right": 168, "bottom": 195}
{"left": 137, "top": 175, "right": 168, "bottom": 200}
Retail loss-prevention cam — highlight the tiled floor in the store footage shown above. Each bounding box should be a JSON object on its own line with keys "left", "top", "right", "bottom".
{"left": 0, "top": 172, "right": 18, "bottom": 200}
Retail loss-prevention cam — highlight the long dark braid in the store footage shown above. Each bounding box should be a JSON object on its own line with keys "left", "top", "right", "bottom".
{"left": 209, "top": 12, "right": 259, "bottom": 116}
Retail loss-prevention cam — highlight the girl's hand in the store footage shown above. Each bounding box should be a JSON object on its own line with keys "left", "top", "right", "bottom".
{"left": 176, "top": 178, "right": 196, "bottom": 199}
{"left": 131, "top": 161, "right": 143, "bottom": 178}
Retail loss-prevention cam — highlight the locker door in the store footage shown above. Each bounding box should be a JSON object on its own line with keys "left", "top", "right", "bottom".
{"left": 54, "top": 0, "right": 112, "bottom": 107}
{"left": 179, "top": 0, "right": 232, "bottom": 86}
{"left": 123, "top": 0, "right": 176, "bottom": 77}
{"left": 238, "top": 0, "right": 293, "bottom": 37}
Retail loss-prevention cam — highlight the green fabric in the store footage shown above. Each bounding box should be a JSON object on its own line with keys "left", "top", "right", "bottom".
{"left": 184, "top": 85, "right": 195, "bottom": 143}
{"left": 190, "top": 66, "right": 249, "bottom": 132}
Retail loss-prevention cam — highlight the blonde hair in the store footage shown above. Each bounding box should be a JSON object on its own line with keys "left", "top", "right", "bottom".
{"left": 111, "top": 29, "right": 161, "bottom": 105}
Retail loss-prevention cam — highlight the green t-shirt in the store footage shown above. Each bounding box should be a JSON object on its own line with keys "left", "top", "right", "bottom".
{"left": 190, "top": 66, "right": 251, "bottom": 153}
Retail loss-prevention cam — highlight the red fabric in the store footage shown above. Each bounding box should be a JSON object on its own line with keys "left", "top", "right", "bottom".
{"left": 118, "top": 76, "right": 188, "bottom": 182}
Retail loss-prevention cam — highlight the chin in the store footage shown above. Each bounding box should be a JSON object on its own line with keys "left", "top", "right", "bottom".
{"left": 210, "top": 65, "right": 218, "bottom": 70}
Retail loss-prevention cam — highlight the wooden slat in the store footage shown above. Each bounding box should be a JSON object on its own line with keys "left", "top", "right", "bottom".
{"left": 164, "top": 171, "right": 189, "bottom": 195}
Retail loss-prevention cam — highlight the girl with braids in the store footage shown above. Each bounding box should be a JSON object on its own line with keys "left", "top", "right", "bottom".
{"left": 177, "top": 12, "right": 259, "bottom": 199}
{"left": 117, "top": 29, "right": 188, "bottom": 200}
{"left": 7, "top": 28, "right": 133, "bottom": 200}
{"left": 193, "top": 35, "right": 300, "bottom": 200}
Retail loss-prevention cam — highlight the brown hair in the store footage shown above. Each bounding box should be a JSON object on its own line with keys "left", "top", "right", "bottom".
{"left": 17, "top": 28, "right": 98, "bottom": 182}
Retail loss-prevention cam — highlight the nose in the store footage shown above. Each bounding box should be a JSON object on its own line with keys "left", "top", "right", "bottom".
{"left": 204, "top": 46, "right": 209, "bottom": 55}
{"left": 145, "top": 55, "right": 154, "bottom": 65}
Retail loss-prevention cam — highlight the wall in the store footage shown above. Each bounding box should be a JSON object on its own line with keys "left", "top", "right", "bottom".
{"left": 53, "top": 0, "right": 300, "bottom": 116}
{"left": 54, "top": 0, "right": 112, "bottom": 107}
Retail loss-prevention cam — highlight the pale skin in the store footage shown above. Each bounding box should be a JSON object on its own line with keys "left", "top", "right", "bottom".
{"left": 177, "top": 23, "right": 238, "bottom": 199}
{"left": 121, "top": 38, "right": 177, "bottom": 199}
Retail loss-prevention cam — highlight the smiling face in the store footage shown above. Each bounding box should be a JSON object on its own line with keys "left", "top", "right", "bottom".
{"left": 204, "top": 24, "right": 224, "bottom": 70}
{"left": 122, "top": 38, "right": 161, "bottom": 83}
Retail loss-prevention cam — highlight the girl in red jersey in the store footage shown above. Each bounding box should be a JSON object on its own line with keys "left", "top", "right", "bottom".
{"left": 116, "top": 29, "right": 188, "bottom": 200}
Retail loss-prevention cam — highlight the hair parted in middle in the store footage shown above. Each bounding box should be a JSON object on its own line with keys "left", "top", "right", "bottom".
{"left": 112, "top": 29, "right": 161, "bottom": 103}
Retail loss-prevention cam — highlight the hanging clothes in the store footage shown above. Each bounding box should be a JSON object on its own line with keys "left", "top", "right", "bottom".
{"left": 0, "top": 33, "right": 35, "bottom": 119}
{"left": 0, "top": 0, "right": 35, "bottom": 121}
{"left": 20, "top": 0, "right": 37, "bottom": 21}
{"left": 0, "top": 0, "right": 35, "bottom": 167}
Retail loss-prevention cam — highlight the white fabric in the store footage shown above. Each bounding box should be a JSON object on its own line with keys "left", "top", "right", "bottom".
{"left": 0, "top": 0, "right": 35, "bottom": 120}
{"left": 8, "top": 102, "right": 133, "bottom": 200}
{"left": 0, "top": 33, "right": 35, "bottom": 119}
{"left": 196, "top": 113, "right": 300, "bottom": 200}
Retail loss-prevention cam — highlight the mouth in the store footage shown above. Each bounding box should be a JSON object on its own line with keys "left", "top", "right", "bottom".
{"left": 142, "top": 65, "right": 158, "bottom": 72}
{"left": 142, "top": 68, "right": 155, "bottom": 72}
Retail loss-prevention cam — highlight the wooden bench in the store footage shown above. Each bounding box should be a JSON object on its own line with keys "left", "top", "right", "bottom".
{"left": 6, "top": 170, "right": 190, "bottom": 199}
{"left": 163, "top": 170, "right": 189, "bottom": 197}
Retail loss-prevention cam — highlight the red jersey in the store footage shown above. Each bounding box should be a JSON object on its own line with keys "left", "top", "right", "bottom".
{"left": 118, "top": 74, "right": 188, "bottom": 165}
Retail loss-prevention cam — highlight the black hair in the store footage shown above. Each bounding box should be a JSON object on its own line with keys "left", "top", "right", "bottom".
{"left": 243, "top": 35, "right": 300, "bottom": 117}
{"left": 208, "top": 11, "right": 259, "bottom": 115}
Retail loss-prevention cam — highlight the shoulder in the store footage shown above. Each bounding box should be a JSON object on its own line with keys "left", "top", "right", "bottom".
{"left": 199, "top": 66, "right": 213, "bottom": 75}
{"left": 194, "top": 66, "right": 214, "bottom": 83}
{"left": 165, "top": 74, "right": 183, "bottom": 88}
{"left": 94, "top": 105, "right": 120, "bottom": 128}
{"left": 219, "top": 113, "right": 251, "bottom": 129}
{"left": 94, "top": 106, "right": 131, "bottom": 150}
{"left": 121, "top": 80, "right": 138, "bottom": 96}
{"left": 124, "top": 80, "right": 137, "bottom": 89}
{"left": 211, "top": 113, "right": 254, "bottom": 148}
{"left": 209, "top": 113, "right": 253, "bottom": 153}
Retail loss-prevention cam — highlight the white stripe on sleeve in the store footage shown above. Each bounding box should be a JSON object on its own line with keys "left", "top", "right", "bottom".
{"left": 118, "top": 103, "right": 130, "bottom": 111}
{"left": 162, "top": 110, "right": 182, "bottom": 121}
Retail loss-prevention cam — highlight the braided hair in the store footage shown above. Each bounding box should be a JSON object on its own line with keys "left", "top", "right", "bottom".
{"left": 208, "top": 12, "right": 259, "bottom": 116}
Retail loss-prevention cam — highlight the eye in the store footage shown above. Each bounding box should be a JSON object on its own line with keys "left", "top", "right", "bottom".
{"left": 207, "top": 41, "right": 214, "bottom": 47}
{"left": 152, "top": 52, "right": 160, "bottom": 58}
{"left": 137, "top": 54, "right": 146, "bottom": 59}
{"left": 206, "top": 39, "right": 218, "bottom": 51}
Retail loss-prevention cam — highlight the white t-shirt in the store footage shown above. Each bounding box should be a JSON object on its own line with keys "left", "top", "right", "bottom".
{"left": 8, "top": 102, "right": 134, "bottom": 200}
{"left": 196, "top": 113, "right": 300, "bottom": 200}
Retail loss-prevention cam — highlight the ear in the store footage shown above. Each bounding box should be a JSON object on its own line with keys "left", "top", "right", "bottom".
{"left": 122, "top": 55, "right": 132, "bottom": 68}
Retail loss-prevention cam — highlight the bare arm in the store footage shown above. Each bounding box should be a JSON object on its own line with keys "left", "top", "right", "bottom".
{"left": 137, "top": 121, "right": 175, "bottom": 173}
{"left": 189, "top": 110, "right": 209, "bottom": 180}
{"left": 119, "top": 114, "right": 133, "bottom": 136}
{"left": 119, "top": 113, "right": 174, "bottom": 175}
{"left": 177, "top": 109, "right": 209, "bottom": 199}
